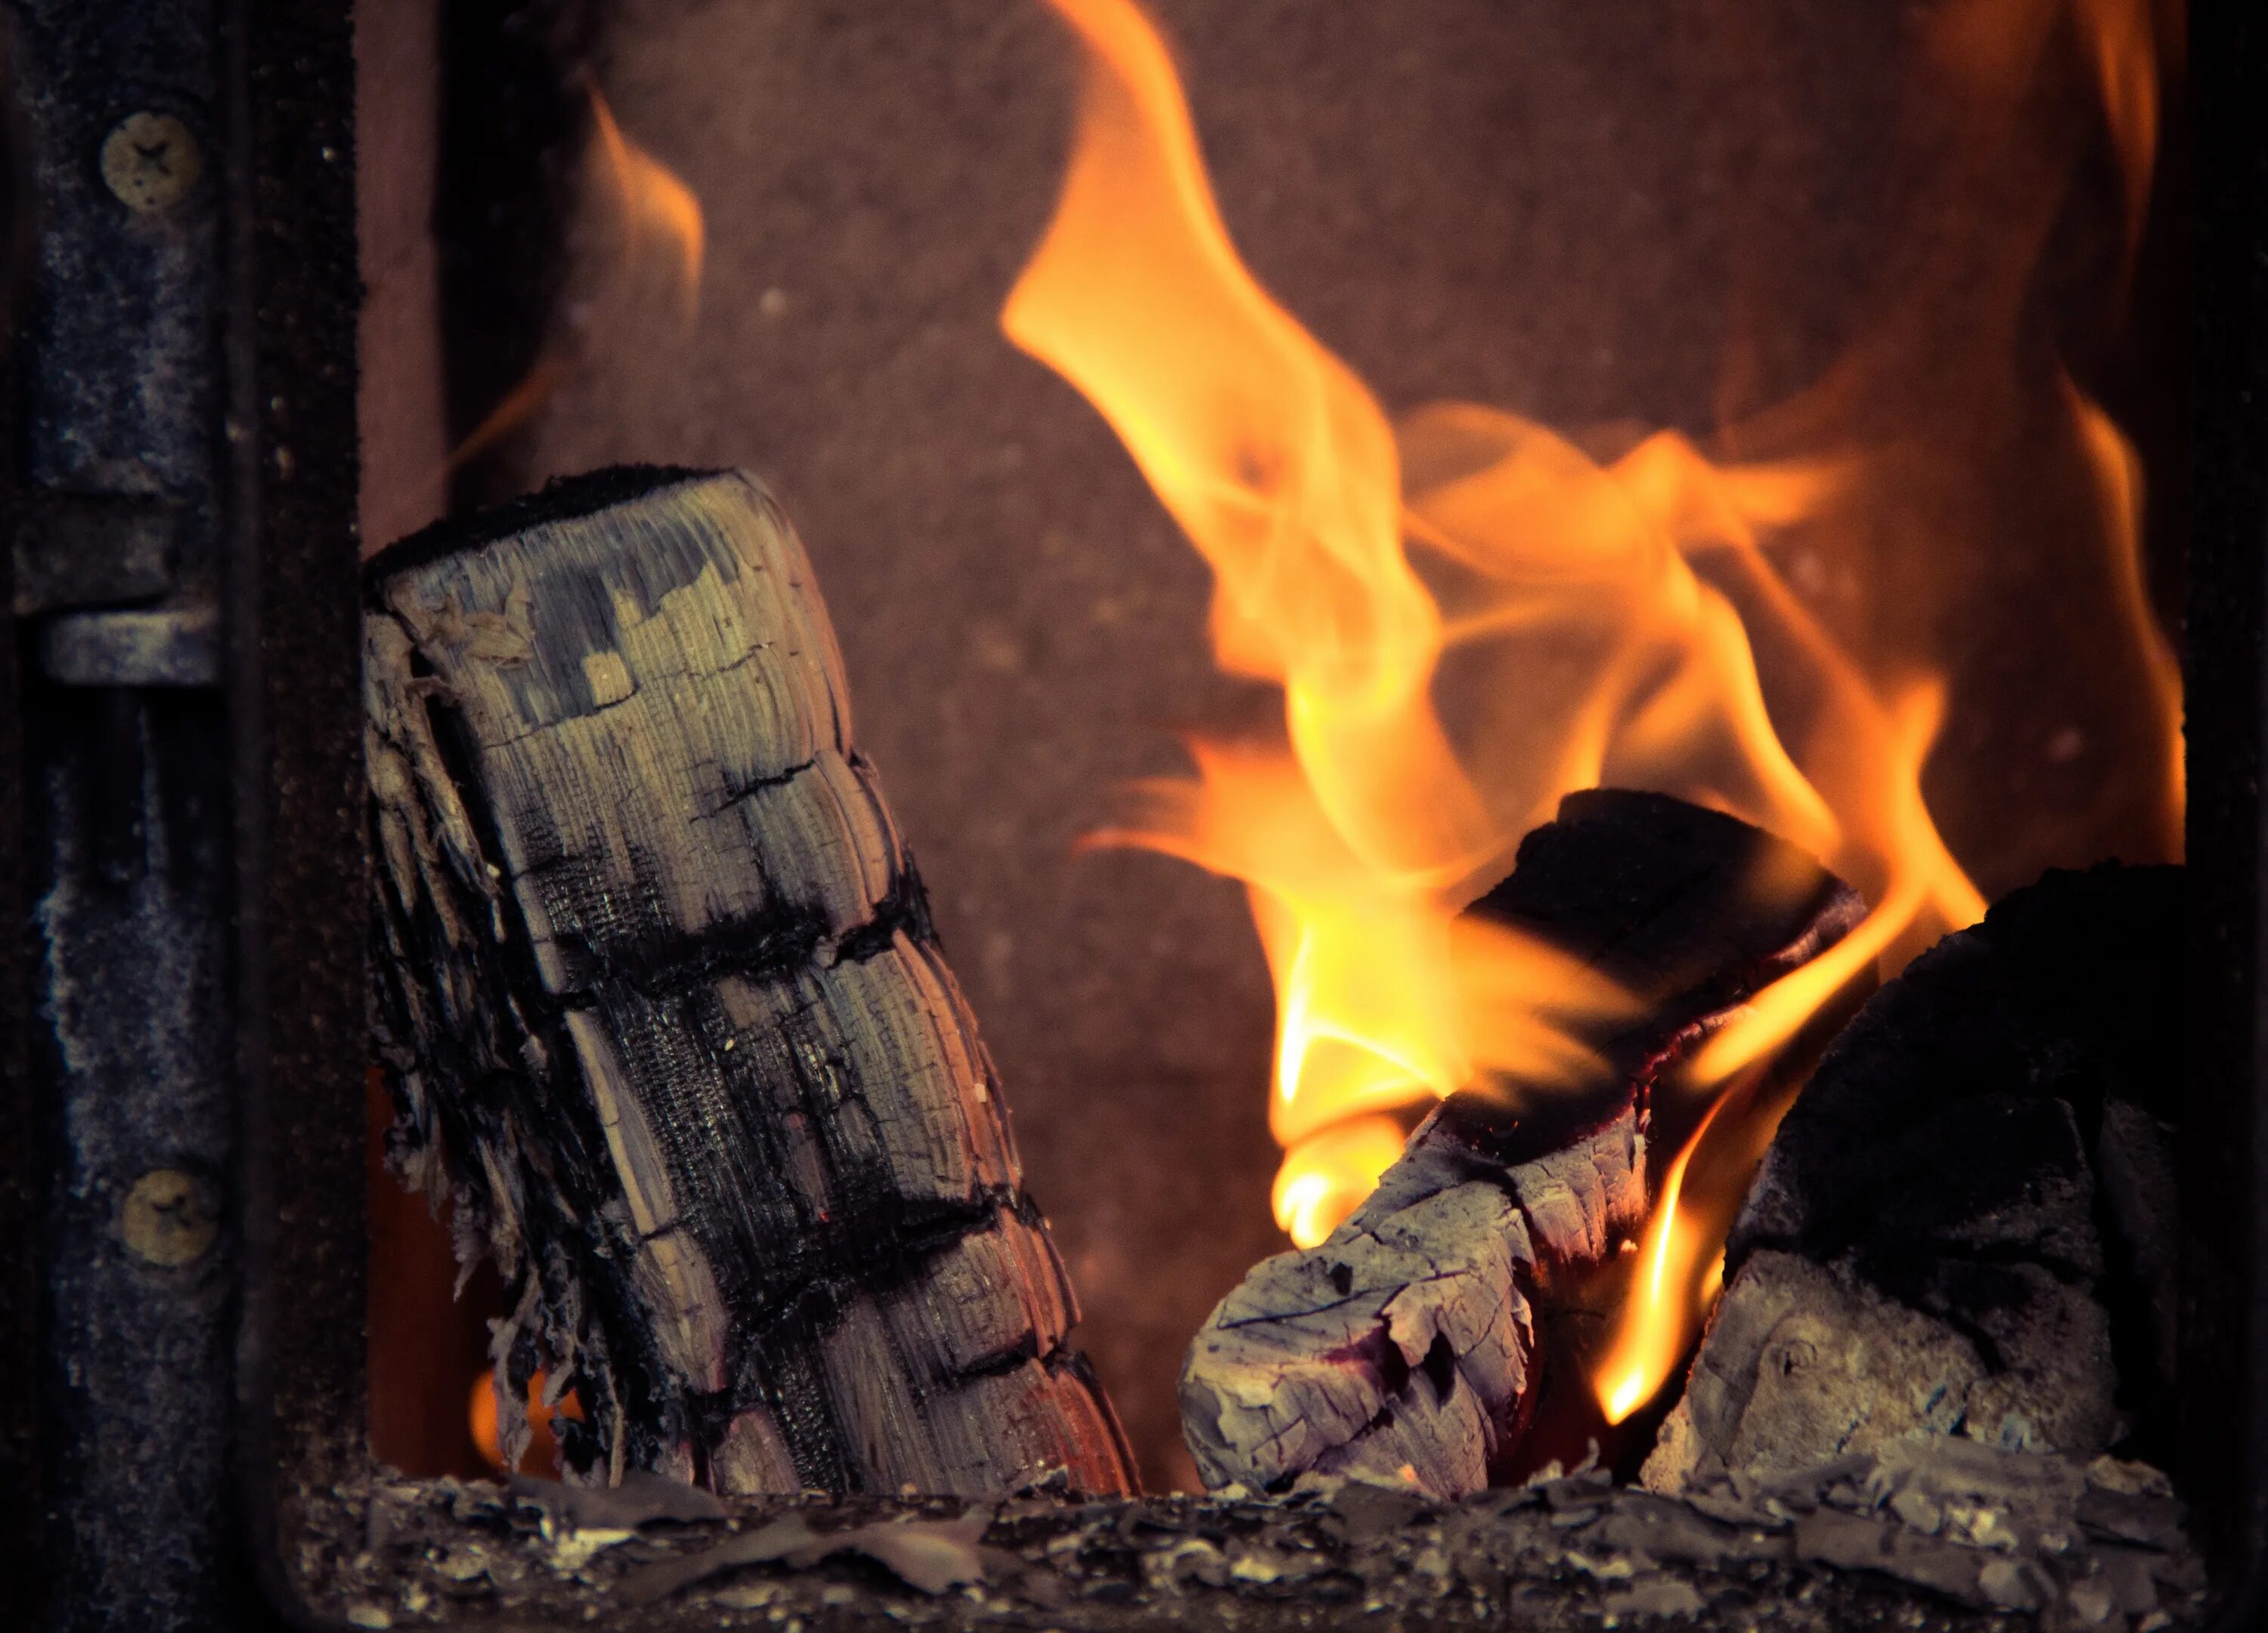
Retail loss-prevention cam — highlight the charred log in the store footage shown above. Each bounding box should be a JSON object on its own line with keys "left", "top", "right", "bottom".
{"left": 1645, "top": 864, "right": 2184, "bottom": 1493}
{"left": 1180, "top": 790, "right": 1870, "bottom": 1498}
{"left": 365, "top": 466, "right": 1134, "bottom": 1497}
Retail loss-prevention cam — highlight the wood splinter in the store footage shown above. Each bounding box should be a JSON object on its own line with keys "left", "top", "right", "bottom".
{"left": 367, "top": 466, "right": 1134, "bottom": 1497}
{"left": 1180, "top": 790, "right": 1872, "bottom": 1500}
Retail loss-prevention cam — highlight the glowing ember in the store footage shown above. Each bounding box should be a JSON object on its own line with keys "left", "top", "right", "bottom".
{"left": 469, "top": 1368, "right": 582, "bottom": 1476}
{"left": 1008, "top": 0, "right": 2178, "bottom": 1425}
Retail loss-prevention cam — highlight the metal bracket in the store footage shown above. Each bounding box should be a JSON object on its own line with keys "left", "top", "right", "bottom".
{"left": 11, "top": 491, "right": 181, "bottom": 617}
{"left": 39, "top": 604, "right": 217, "bottom": 686}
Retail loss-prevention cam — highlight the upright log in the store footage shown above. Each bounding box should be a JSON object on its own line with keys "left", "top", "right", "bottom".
{"left": 365, "top": 466, "right": 1133, "bottom": 1497}
{"left": 1180, "top": 791, "right": 1870, "bottom": 1498}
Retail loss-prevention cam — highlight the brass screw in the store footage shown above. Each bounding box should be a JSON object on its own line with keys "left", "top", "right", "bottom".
{"left": 120, "top": 1169, "right": 218, "bottom": 1267}
{"left": 100, "top": 112, "right": 202, "bottom": 214}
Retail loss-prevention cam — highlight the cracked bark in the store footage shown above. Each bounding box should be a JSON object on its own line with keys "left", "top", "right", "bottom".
{"left": 365, "top": 466, "right": 1134, "bottom": 1498}
{"left": 1180, "top": 791, "right": 1871, "bottom": 1499}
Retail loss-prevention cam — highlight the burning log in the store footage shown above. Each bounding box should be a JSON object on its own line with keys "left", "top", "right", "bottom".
{"left": 1179, "top": 791, "right": 1870, "bottom": 1498}
{"left": 365, "top": 466, "right": 1134, "bottom": 1497}
{"left": 1644, "top": 864, "right": 2183, "bottom": 1494}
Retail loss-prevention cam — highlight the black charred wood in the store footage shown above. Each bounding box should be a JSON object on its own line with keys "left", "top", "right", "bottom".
{"left": 1647, "top": 864, "right": 2185, "bottom": 1492}
{"left": 365, "top": 466, "right": 1134, "bottom": 1498}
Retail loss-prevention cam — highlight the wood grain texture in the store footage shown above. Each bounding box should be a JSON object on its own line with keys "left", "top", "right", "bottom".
{"left": 1180, "top": 792, "right": 1870, "bottom": 1499}
{"left": 367, "top": 467, "right": 1133, "bottom": 1497}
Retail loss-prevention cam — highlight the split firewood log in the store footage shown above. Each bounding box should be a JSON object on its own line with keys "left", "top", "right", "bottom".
{"left": 1644, "top": 864, "right": 2184, "bottom": 1495}
{"left": 1179, "top": 790, "right": 1870, "bottom": 1499}
{"left": 365, "top": 466, "right": 1134, "bottom": 1497}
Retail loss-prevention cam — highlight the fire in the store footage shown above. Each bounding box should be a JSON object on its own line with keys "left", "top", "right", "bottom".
{"left": 469, "top": 1368, "right": 582, "bottom": 1474}
{"left": 1598, "top": 1091, "right": 1730, "bottom": 1426}
{"left": 1007, "top": 0, "right": 2180, "bottom": 1427}
{"left": 437, "top": 87, "right": 705, "bottom": 488}
{"left": 444, "top": 355, "right": 570, "bottom": 480}
{"left": 587, "top": 80, "right": 705, "bottom": 327}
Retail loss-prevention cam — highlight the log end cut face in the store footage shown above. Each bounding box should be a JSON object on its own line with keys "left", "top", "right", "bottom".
{"left": 1182, "top": 1105, "right": 1644, "bottom": 1499}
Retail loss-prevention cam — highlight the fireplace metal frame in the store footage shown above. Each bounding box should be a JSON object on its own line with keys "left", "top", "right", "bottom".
{"left": 1, "top": 1, "right": 2263, "bottom": 1628}
{"left": 0, "top": 0, "right": 361, "bottom": 1625}
{"left": 2180, "top": 1, "right": 2268, "bottom": 1624}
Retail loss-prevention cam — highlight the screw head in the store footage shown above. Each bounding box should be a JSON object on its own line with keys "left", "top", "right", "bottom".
{"left": 120, "top": 1168, "right": 218, "bottom": 1266}
{"left": 101, "top": 112, "right": 202, "bottom": 214}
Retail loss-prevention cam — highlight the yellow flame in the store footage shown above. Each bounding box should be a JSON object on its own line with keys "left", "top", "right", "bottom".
{"left": 1598, "top": 1092, "right": 1729, "bottom": 1424}
{"left": 1272, "top": 1117, "right": 1407, "bottom": 1250}
{"left": 1682, "top": 683, "right": 1963, "bottom": 1090}
{"left": 1601, "top": 692, "right": 1954, "bottom": 1422}
{"left": 1007, "top": 0, "right": 2179, "bottom": 1418}
{"left": 1007, "top": 0, "right": 1625, "bottom": 1220}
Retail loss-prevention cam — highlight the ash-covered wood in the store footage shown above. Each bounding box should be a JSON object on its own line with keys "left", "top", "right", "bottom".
{"left": 1646, "top": 865, "right": 2183, "bottom": 1495}
{"left": 1181, "top": 792, "right": 1870, "bottom": 1499}
{"left": 365, "top": 466, "right": 1133, "bottom": 1498}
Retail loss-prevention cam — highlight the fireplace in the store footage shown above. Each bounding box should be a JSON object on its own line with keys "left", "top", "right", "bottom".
{"left": 5, "top": 0, "right": 2265, "bottom": 1628}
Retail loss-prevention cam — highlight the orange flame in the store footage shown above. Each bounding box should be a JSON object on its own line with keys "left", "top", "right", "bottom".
{"left": 444, "top": 355, "right": 572, "bottom": 480}
{"left": 435, "top": 89, "right": 706, "bottom": 487}
{"left": 1008, "top": 0, "right": 2179, "bottom": 1427}
{"left": 588, "top": 81, "right": 705, "bottom": 327}
{"left": 1598, "top": 1089, "right": 1732, "bottom": 1425}
{"left": 1594, "top": 0, "right": 2177, "bottom": 1417}
{"left": 2067, "top": 373, "right": 2185, "bottom": 844}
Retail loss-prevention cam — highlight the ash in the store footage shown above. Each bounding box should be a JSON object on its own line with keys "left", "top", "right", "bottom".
{"left": 298, "top": 1436, "right": 2200, "bottom": 1631}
